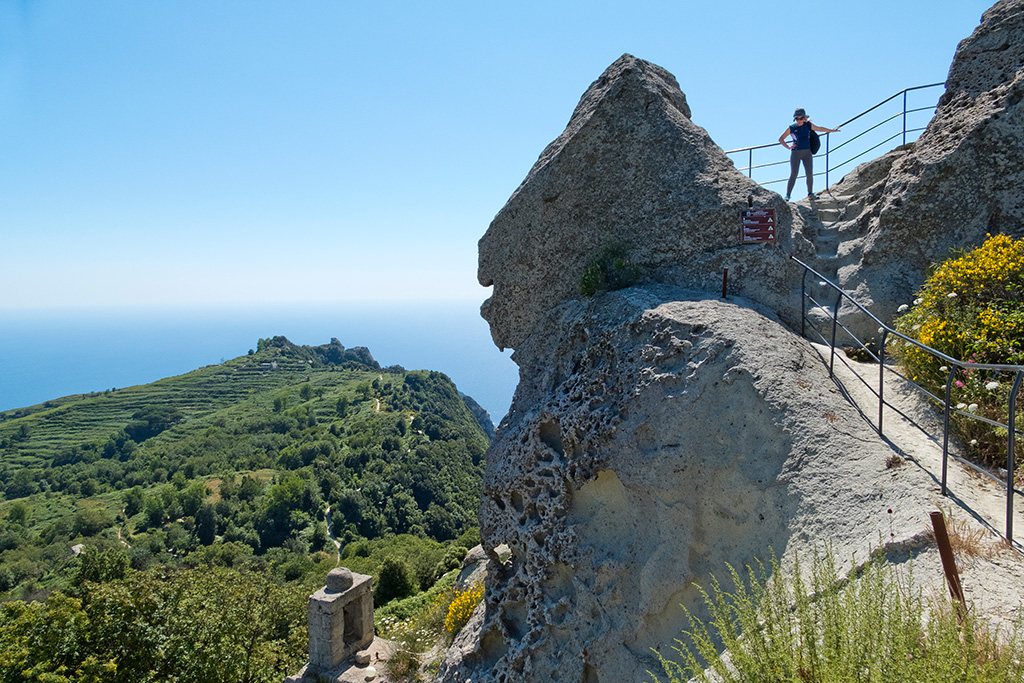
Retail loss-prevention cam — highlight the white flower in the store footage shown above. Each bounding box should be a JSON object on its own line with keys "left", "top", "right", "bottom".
{"left": 986, "top": 381, "right": 1000, "bottom": 390}
{"left": 878, "top": 327, "right": 885, "bottom": 334}
{"left": 940, "top": 366, "right": 949, "bottom": 372}
{"left": 957, "top": 403, "right": 967, "bottom": 409}
{"left": 970, "top": 439, "right": 978, "bottom": 446}
{"left": 948, "top": 292, "right": 958, "bottom": 298}
{"left": 898, "top": 304, "right": 909, "bottom": 312}
{"left": 913, "top": 324, "right": 921, "bottom": 331}
{"left": 819, "top": 281, "right": 827, "bottom": 286}
{"left": 968, "top": 403, "right": 979, "bottom": 413}
{"left": 914, "top": 298, "right": 923, "bottom": 305}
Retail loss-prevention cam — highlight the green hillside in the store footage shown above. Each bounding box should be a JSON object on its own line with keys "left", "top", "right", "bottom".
{"left": 0, "top": 336, "right": 489, "bottom": 601}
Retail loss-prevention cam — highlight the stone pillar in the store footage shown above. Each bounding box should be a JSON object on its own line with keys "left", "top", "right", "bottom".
{"left": 307, "top": 567, "right": 374, "bottom": 673}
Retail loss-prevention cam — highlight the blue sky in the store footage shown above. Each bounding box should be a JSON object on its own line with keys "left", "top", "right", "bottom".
{"left": 0, "top": 0, "right": 992, "bottom": 309}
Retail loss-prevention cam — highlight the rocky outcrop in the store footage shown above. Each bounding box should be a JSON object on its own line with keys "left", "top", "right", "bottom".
{"left": 478, "top": 55, "right": 814, "bottom": 351}
{"left": 439, "top": 5, "right": 1024, "bottom": 682}
{"left": 436, "top": 287, "right": 937, "bottom": 682}
{"left": 831, "top": 0, "right": 1024, "bottom": 332}
{"left": 461, "top": 394, "right": 497, "bottom": 440}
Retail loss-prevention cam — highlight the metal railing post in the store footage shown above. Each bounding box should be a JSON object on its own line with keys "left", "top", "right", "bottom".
{"left": 878, "top": 330, "right": 887, "bottom": 437}
{"left": 902, "top": 90, "right": 908, "bottom": 146}
{"left": 825, "top": 132, "right": 830, "bottom": 189}
{"left": 941, "top": 368, "right": 955, "bottom": 496}
{"left": 748, "top": 148, "right": 753, "bottom": 178}
{"left": 1008, "top": 371, "right": 1022, "bottom": 543}
{"left": 800, "top": 268, "right": 808, "bottom": 337}
{"left": 829, "top": 292, "right": 842, "bottom": 377}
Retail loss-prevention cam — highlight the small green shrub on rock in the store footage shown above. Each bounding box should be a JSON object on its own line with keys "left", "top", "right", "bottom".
{"left": 580, "top": 243, "right": 642, "bottom": 296}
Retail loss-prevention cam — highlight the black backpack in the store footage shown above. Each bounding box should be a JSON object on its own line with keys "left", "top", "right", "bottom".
{"left": 810, "top": 129, "right": 821, "bottom": 154}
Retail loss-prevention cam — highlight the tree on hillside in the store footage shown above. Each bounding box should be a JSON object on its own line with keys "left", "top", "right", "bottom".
{"left": 196, "top": 504, "right": 217, "bottom": 546}
{"left": 375, "top": 556, "right": 416, "bottom": 605}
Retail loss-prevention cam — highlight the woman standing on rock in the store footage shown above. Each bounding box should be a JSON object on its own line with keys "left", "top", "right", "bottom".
{"left": 779, "top": 108, "right": 839, "bottom": 201}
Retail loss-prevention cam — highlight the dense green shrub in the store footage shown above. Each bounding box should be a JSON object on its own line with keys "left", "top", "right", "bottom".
{"left": 892, "top": 234, "right": 1024, "bottom": 471}
{"left": 0, "top": 566, "right": 308, "bottom": 683}
{"left": 374, "top": 556, "right": 418, "bottom": 605}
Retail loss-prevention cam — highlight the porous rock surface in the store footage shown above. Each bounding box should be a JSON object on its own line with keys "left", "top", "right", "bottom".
{"left": 435, "top": 286, "right": 938, "bottom": 683}
{"left": 829, "top": 0, "right": 1024, "bottom": 333}
{"left": 479, "top": 54, "right": 814, "bottom": 351}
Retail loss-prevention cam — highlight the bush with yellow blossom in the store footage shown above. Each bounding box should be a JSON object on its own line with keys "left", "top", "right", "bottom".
{"left": 444, "top": 580, "right": 484, "bottom": 640}
{"left": 892, "top": 234, "right": 1024, "bottom": 472}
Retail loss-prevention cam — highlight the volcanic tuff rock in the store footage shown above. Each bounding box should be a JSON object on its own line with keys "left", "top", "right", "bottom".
{"left": 445, "top": 4, "right": 1024, "bottom": 682}
{"left": 435, "top": 287, "right": 939, "bottom": 683}
{"left": 830, "top": 0, "right": 1024, "bottom": 332}
{"left": 478, "top": 54, "right": 815, "bottom": 351}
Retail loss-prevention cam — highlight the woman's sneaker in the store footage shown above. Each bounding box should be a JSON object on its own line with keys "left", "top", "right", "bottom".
{"left": 808, "top": 192, "right": 819, "bottom": 200}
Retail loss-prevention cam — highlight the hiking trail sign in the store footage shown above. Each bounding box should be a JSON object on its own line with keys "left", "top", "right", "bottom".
{"left": 740, "top": 208, "right": 775, "bottom": 244}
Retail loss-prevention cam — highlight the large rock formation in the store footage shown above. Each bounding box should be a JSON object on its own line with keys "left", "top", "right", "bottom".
{"left": 832, "top": 0, "right": 1024, "bottom": 331}
{"left": 440, "top": 4, "right": 1024, "bottom": 682}
{"left": 437, "top": 288, "right": 937, "bottom": 682}
{"left": 479, "top": 55, "right": 814, "bottom": 351}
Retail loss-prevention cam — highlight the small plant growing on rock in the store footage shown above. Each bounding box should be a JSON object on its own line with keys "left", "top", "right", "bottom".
{"left": 579, "top": 243, "right": 642, "bottom": 296}
{"left": 444, "top": 580, "right": 484, "bottom": 641}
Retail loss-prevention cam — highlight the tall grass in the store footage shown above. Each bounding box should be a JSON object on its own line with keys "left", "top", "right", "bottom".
{"left": 653, "top": 548, "right": 1024, "bottom": 683}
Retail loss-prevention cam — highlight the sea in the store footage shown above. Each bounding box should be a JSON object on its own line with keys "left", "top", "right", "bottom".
{"left": 0, "top": 302, "right": 519, "bottom": 427}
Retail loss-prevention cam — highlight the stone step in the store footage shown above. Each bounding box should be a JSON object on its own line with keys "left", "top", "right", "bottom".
{"left": 817, "top": 208, "right": 843, "bottom": 222}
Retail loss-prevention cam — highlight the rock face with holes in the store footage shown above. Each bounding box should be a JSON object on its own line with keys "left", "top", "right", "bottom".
{"left": 478, "top": 54, "right": 814, "bottom": 351}
{"left": 434, "top": 286, "right": 936, "bottom": 683}
{"left": 827, "top": 0, "right": 1024, "bottom": 335}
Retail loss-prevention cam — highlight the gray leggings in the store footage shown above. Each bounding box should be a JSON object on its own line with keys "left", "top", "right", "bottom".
{"left": 787, "top": 149, "right": 814, "bottom": 196}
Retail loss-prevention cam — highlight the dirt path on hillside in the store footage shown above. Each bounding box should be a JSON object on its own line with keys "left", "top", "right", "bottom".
{"left": 324, "top": 506, "right": 341, "bottom": 563}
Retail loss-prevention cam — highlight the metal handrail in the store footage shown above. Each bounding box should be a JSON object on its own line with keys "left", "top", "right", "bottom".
{"left": 793, "top": 256, "right": 1024, "bottom": 544}
{"left": 726, "top": 82, "right": 945, "bottom": 190}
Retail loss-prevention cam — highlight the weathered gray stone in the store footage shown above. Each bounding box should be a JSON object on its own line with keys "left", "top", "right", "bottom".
{"left": 478, "top": 54, "right": 814, "bottom": 351}
{"left": 453, "top": 543, "right": 509, "bottom": 592}
{"left": 326, "top": 567, "right": 355, "bottom": 592}
{"left": 436, "top": 286, "right": 939, "bottom": 683}
{"left": 832, "top": 0, "right": 1024, "bottom": 335}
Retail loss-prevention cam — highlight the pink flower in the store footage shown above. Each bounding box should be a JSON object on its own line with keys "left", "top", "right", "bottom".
{"left": 955, "top": 381, "right": 964, "bottom": 388}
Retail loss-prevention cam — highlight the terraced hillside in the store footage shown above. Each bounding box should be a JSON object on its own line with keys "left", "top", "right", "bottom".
{"left": 0, "top": 336, "right": 489, "bottom": 600}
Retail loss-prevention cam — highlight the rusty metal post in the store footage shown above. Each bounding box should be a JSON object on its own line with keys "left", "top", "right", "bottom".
{"left": 722, "top": 268, "right": 728, "bottom": 299}
{"left": 930, "top": 511, "right": 967, "bottom": 616}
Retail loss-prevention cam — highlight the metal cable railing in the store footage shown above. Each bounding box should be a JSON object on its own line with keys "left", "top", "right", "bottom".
{"left": 793, "top": 256, "right": 1024, "bottom": 545}
{"left": 727, "top": 83, "right": 944, "bottom": 190}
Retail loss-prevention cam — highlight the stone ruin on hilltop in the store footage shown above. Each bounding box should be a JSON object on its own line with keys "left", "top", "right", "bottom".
{"left": 438, "top": 2, "right": 1024, "bottom": 682}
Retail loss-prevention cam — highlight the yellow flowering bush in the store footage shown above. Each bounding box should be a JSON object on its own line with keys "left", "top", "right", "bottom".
{"left": 444, "top": 581, "right": 484, "bottom": 639}
{"left": 892, "top": 234, "right": 1024, "bottom": 472}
